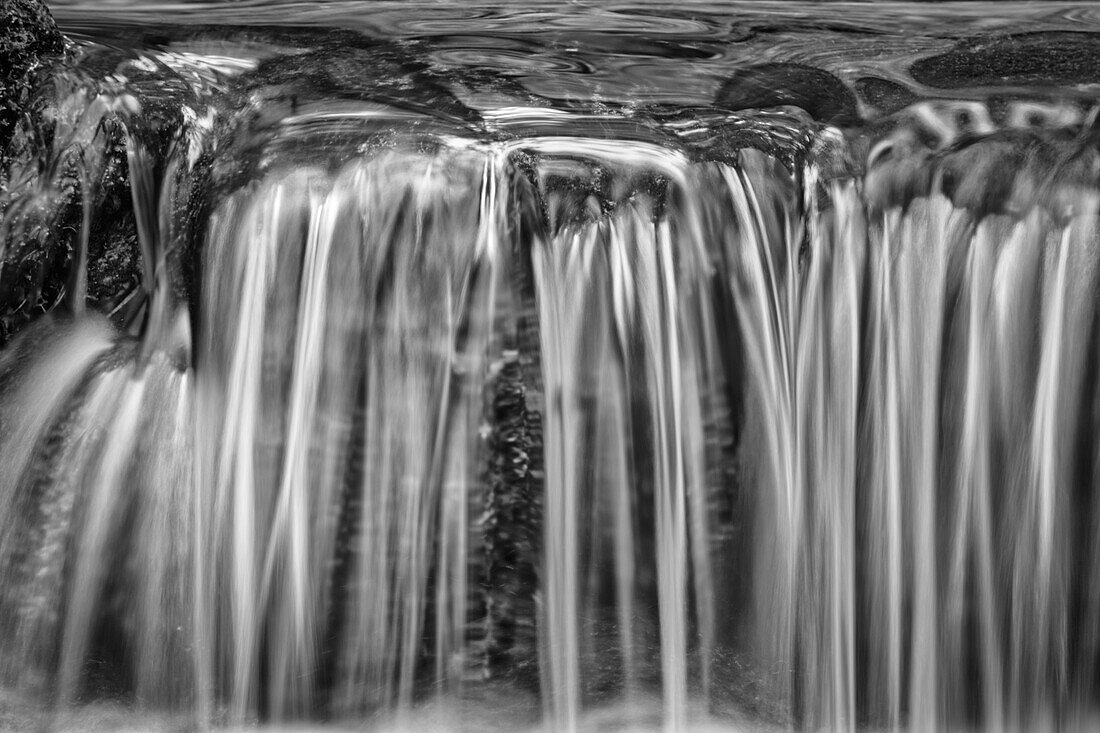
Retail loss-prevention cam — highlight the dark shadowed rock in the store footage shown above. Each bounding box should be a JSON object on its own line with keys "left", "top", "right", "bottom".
{"left": 855, "top": 76, "right": 919, "bottom": 115}
{"left": 911, "top": 32, "right": 1100, "bottom": 89}
{"left": 714, "top": 62, "right": 858, "bottom": 125}
{"left": 0, "top": 0, "right": 66, "bottom": 346}
{"left": 481, "top": 356, "right": 543, "bottom": 688}
{"left": 936, "top": 132, "right": 1030, "bottom": 217}
{"left": 208, "top": 39, "right": 481, "bottom": 197}
{"left": 0, "top": 0, "right": 64, "bottom": 156}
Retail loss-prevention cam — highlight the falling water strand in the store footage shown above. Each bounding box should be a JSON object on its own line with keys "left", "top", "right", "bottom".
{"left": 7, "top": 96, "right": 1100, "bottom": 731}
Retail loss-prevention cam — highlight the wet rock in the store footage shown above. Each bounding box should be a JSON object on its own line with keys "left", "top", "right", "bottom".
{"left": 0, "top": 110, "right": 145, "bottom": 347}
{"left": 0, "top": 1, "right": 66, "bottom": 346}
{"left": 0, "top": 0, "right": 64, "bottom": 158}
{"left": 936, "top": 131, "right": 1030, "bottom": 217}
{"left": 481, "top": 356, "right": 543, "bottom": 688}
{"left": 0, "top": 31, "right": 211, "bottom": 347}
{"left": 83, "top": 120, "right": 144, "bottom": 319}
{"left": 855, "top": 76, "right": 919, "bottom": 116}
{"left": 210, "top": 40, "right": 480, "bottom": 195}
{"left": 245, "top": 43, "right": 475, "bottom": 122}
{"left": 714, "top": 62, "right": 858, "bottom": 125}
{"left": 864, "top": 119, "right": 1100, "bottom": 219}
{"left": 911, "top": 32, "right": 1100, "bottom": 90}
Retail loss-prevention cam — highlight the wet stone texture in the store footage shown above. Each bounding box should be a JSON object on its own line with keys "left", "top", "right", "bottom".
{"left": 714, "top": 63, "right": 859, "bottom": 126}
{"left": 0, "top": 0, "right": 63, "bottom": 158}
{"left": 0, "top": 26, "right": 168, "bottom": 346}
{"left": 481, "top": 357, "right": 544, "bottom": 688}
{"left": 911, "top": 32, "right": 1100, "bottom": 89}
{"left": 855, "top": 77, "right": 920, "bottom": 116}
{"left": 0, "top": 0, "right": 65, "bottom": 346}
{"left": 0, "top": 109, "right": 144, "bottom": 347}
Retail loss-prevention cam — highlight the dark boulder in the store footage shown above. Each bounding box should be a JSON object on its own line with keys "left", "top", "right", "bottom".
{"left": 0, "top": 1, "right": 68, "bottom": 346}
{"left": 714, "top": 62, "right": 858, "bottom": 125}
{"left": 855, "top": 76, "right": 919, "bottom": 116}
{"left": 911, "top": 32, "right": 1100, "bottom": 89}
{"left": 0, "top": 0, "right": 64, "bottom": 157}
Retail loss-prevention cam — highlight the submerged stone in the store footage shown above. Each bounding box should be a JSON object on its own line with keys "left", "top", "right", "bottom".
{"left": 714, "top": 62, "right": 858, "bottom": 125}
{"left": 855, "top": 76, "right": 920, "bottom": 116}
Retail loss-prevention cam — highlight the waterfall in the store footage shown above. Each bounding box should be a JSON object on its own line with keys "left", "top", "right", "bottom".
{"left": 5, "top": 10, "right": 1100, "bottom": 731}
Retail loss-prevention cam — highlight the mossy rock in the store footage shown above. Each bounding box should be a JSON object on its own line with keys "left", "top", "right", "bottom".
{"left": 0, "top": 0, "right": 66, "bottom": 346}
{"left": 0, "top": 0, "right": 64, "bottom": 156}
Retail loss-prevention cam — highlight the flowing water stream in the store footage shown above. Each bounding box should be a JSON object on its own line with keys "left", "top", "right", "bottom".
{"left": 3, "top": 2, "right": 1100, "bottom": 730}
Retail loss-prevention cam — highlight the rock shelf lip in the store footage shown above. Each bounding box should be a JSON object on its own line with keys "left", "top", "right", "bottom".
{"left": 30, "top": 3, "right": 1100, "bottom": 123}
{"left": 8, "top": 0, "right": 1100, "bottom": 348}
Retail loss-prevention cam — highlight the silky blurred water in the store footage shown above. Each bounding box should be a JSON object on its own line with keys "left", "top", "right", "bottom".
{"left": 4, "top": 2, "right": 1100, "bottom": 732}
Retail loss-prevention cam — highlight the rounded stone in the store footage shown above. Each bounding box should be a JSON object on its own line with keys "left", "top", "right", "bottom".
{"left": 1, "top": 0, "right": 65, "bottom": 152}
{"left": 714, "top": 62, "right": 858, "bottom": 125}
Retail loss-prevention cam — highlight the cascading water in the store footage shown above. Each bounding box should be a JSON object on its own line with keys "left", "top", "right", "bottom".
{"left": 4, "top": 1, "right": 1100, "bottom": 730}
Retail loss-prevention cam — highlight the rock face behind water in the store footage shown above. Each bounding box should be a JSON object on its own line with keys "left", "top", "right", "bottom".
{"left": 0, "top": 0, "right": 63, "bottom": 157}
{"left": 0, "top": 3, "right": 153, "bottom": 348}
{"left": 0, "top": 0, "right": 67, "bottom": 346}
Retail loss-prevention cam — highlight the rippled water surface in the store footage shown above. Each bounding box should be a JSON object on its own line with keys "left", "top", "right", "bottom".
{"left": 42, "top": 1, "right": 1100, "bottom": 106}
